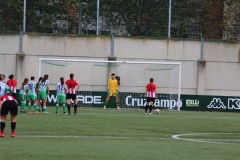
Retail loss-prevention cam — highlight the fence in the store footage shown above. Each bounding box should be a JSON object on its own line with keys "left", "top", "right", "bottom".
{"left": 0, "top": 0, "right": 239, "bottom": 41}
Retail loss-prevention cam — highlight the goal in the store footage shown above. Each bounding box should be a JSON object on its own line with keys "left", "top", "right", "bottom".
{"left": 39, "top": 58, "right": 181, "bottom": 110}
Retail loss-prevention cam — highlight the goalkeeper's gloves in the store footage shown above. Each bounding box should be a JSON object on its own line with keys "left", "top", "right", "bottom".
{"left": 116, "top": 90, "right": 119, "bottom": 95}
{"left": 107, "top": 90, "right": 110, "bottom": 94}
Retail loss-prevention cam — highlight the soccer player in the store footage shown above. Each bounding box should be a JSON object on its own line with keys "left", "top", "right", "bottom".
{"left": 0, "top": 91, "right": 18, "bottom": 137}
{"left": 37, "top": 74, "right": 49, "bottom": 113}
{"left": 0, "top": 74, "right": 13, "bottom": 122}
{"left": 56, "top": 77, "right": 67, "bottom": 114}
{"left": 2, "top": 74, "right": 5, "bottom": 80}
{"left": 145, "top": 78, "right": 157, "bottom": 115}
{"left": 19, "top": 78, "right": 29, "bottom": 113}
{"left": 7, "top": 74, "right": 17, "bottom": 99}
{"left": 26, "top": 76, "right": 39, "bottom": 114}
{"left": 103, "top": 73, "right": 120, "bottom": 109}
{"left": 65, "top": 73, "right": 80, "bottom": 115}
{"left": 0, "top": 74, "right": 13, "bottom": 96}
{"left": 36, "top": 77, "right": 43, "bottom": 112}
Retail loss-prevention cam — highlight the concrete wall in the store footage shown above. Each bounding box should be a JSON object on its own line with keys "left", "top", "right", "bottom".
{"left": 0, "top": 35, "right": 240, "bottom": 96}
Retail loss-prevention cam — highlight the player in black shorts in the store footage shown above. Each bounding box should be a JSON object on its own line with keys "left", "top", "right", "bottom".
{"left": 0, "top": 92, "right": 18, "bottom": 137}
{"left": 145, "top": 78, "right": 157, "bottom": 115}
{"left": 65, "top": 73, "right": 80, "bottom": 115}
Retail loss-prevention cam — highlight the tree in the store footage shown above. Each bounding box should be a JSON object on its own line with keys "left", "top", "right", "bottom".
{"left": 223, "top": 0, "right": 240, "bottom": 41}
{"left": 99, "top": 0, "right": 169, "bottom": 37}
{"left": 0, "top": 0, "right": 23, "bottom": 33}
{"left": 1, "top": 0, "right": 238, "bottom": 40}
{"left": 202, "top": 0, "right": 224, "bottom": 39}
{"left": 26, "top": 0, "right": 79, "bottom": 34}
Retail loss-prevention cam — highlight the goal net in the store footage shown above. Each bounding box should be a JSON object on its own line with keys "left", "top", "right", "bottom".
{"left": 39, "top": 58, "right": 181, "bottom": 110}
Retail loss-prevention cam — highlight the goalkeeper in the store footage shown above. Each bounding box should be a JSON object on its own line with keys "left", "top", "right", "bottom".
{"left": 103, "top": 73, "right": 119, "bottom": 109}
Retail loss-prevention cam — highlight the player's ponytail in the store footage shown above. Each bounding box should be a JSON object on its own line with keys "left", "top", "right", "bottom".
{"left": 36, "top": 77, "right": 42, "bottom": 88}
{"left": 42, "top": 75, "right": 48, "bottom": 82}
{"left": 38, "top": 77, "right": 43, "bottom": 83}
{"left": 22, "top": 78, "right": 29, "bottom": 86}
{"left": 60, "top": 77, "right": 64, "bottom": 85}
{"left": 0, "top": 74, "right": 2, "bottom": 80}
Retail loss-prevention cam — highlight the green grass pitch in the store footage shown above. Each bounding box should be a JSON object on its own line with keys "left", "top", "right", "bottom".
{"left": 1, "top": 107, "right": 240, "bottom": 160}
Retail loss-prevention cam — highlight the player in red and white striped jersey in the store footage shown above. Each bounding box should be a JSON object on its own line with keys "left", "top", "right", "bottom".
{"left": 7, "top": 74, "right": 17, "bottom": 99}
{"left": 145, "top": 78, "right": 157, "bottom": 115}
{"left": 65, "top": 73, "right": 80, "bottom": 115}
{"left": 0, "top": 92, "right": 18, "bottom": 137}
{"left": 0, "top": 74, "right": 13, "bottom": 123}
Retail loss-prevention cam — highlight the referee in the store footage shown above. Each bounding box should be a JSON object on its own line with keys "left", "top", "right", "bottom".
{"left": 0, "top": 91, "right": 18, "bottom": 137}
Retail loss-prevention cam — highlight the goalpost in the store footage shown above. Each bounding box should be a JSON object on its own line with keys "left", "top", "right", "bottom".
{"left": 39, "top": 58, "right": 181, "bottom": 111}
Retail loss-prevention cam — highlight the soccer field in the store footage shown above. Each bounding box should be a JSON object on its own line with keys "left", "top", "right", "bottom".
{"left": 1, "top": 108, "right": 240, "bottom": 160}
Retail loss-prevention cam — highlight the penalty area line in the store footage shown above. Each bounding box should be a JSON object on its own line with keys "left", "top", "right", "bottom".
{"left": 16, "top": 135, "right": 172, "bottom": 140}
{"left": 172, "top": 133, "right": 240, "bottom": 145}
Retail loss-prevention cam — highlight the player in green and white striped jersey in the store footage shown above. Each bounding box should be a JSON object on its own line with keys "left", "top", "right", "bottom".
{"left": 0, "top": 74, "right": 13, "bottom": 97}
{"left": 37, "top": 75, "right": 49, "bottom": 113}
{"left": 26, "top": 76, "right": 39, "bottom": 114}
{"left": 19, "top": 78, "right": 29, "bottom": 112}
{"left": 55, "top": 77, "right": 67, "bottom": 114}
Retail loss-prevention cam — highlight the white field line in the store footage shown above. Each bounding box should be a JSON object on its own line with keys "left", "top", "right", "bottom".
{"left": 36, "top": 112, "right": 183, "bottom": 117}
{"left": 172, "top": 133, "right": 240, "bottom": 145}
{"left": 16, "top": 135, "right": 172, "bottom": 140}
{"left": 34, "top": 112, "right": 240, "bottom": 119}
{"left": 11, "top": 133, "right": 240, "bottom": 145}
{"left": 191, "top": 139, "right": 240, "bottom": 142}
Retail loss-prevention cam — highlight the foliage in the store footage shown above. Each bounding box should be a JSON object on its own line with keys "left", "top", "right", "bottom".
{"left": 0, "top": 0, "right": 239, "bottom": 40}
{"left": 100, "top": 0, "right": 169, "bottom": 37}
{"left": 0, "top": 0, "right": 23, "bottom": 33}
{"left": 26, "top": 0, "right": 79, "bottom": 34}
{"left": 223, "top": 0, "right": 240, "bottom": 41}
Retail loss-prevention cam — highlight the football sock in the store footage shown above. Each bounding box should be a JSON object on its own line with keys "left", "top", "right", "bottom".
{"left": 20, "top": 102, "right": 23, "bottom": 110}
{"left": 20, "top": 103, "right": 23, "bottom": 111}
{"left": 74, "top": 105, "right": 77, "bottom": 113}
{"left": 43, "top": 106, "right": 47, "bottom": 112}
{"left": 63, "top": 104, "right": 66, "bottom": 113}
{"left": 22, "top": 101, "right": 26, "bottom": 110}
{"left": 28, "top": 103, "right": 31, "bottom": 111}
{"left": 104, "top": 99, "right": 109, "bottom": 106}
{"left": 11, "top": 122, "right": 16, "bottom": 131}
{"left": 116, "top": 100, "right": 119, "bottom": 108}
{"left": 67, "top": 104, "right": 71, "bottom": 113}
{"left": 1, "top": 122, "right": 5, "bottom": 131}
{"left": 145, "top": 105, "right": 149, "bottom": 113}
{"left": 34, "top": 104, "right": 38, "bottom": 112}
{"left": 56, "top": 104, "right": 59, "bottom": 113}
{"left": 149, "top": 105, "right": 153, "bottom": 113}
